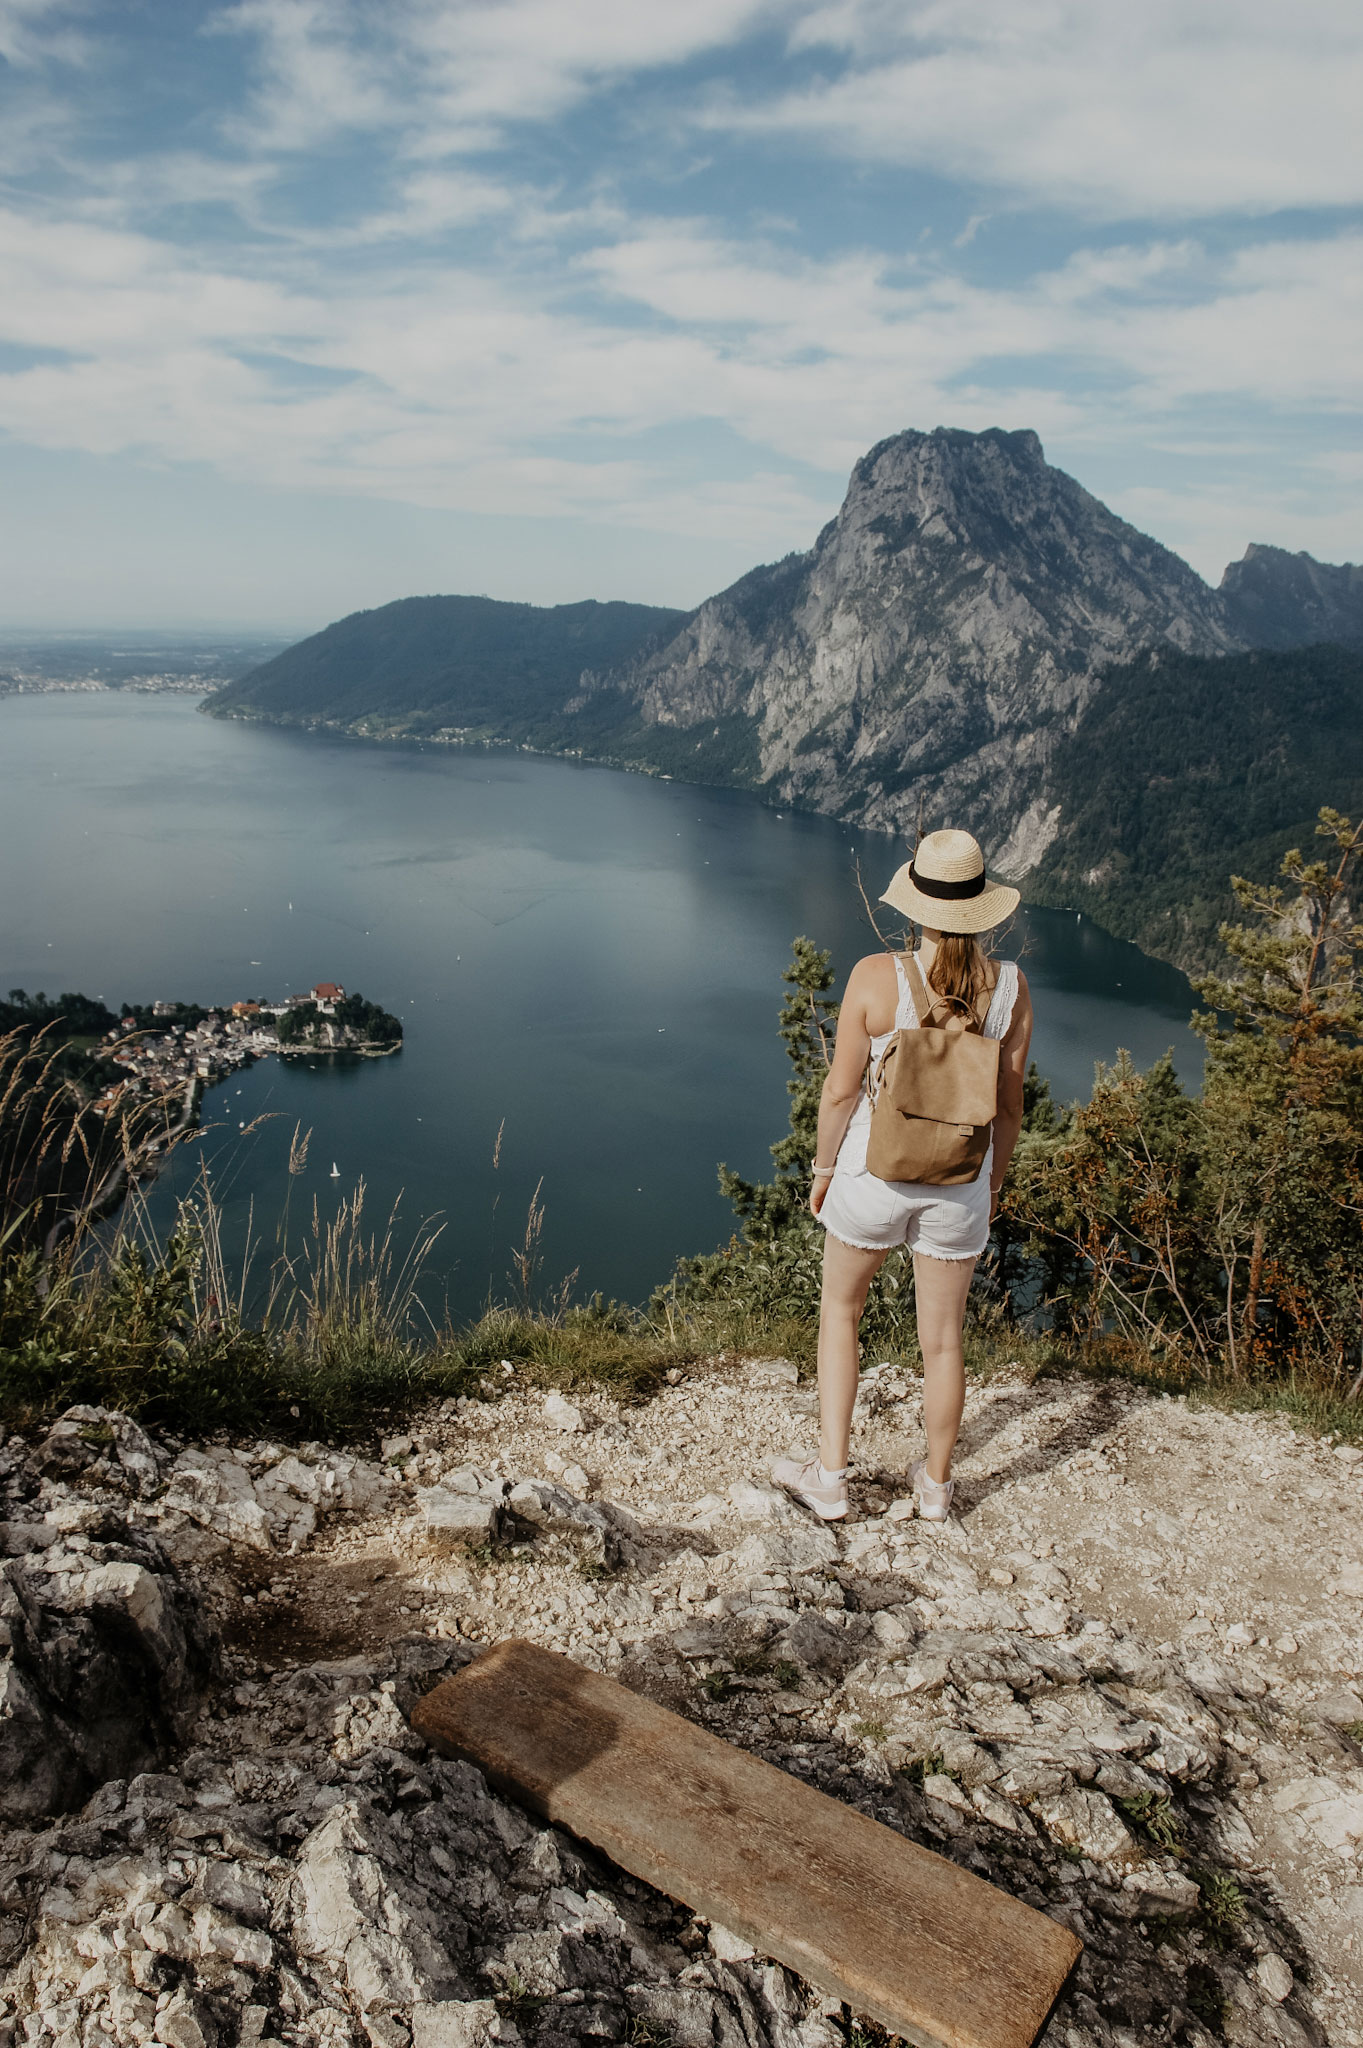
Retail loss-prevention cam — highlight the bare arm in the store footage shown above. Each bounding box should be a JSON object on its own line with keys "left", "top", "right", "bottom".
{"left": 809, "top": 956, "right": 883, "bottom": 1217}
{"left": 989, "top": 971, "right": 1034, "bottom": 1219}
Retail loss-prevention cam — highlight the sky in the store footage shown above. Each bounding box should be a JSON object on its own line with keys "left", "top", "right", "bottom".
{"left": 0, "top": 0, "right": 1359, "bottom": 632}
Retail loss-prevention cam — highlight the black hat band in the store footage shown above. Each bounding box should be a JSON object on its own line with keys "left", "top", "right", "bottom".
{"left": 908, "top": 860, "right": 987, "bottom": 901}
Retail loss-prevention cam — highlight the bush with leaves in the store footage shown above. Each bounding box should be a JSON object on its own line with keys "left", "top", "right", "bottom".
{"left": 1009, "top": 809, "right": 1362, "bottom": 1394}
{"left": 1195, "top": 808, "right": 1362, "bottom": 1387}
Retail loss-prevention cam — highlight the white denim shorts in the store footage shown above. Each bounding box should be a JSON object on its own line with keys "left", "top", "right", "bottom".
{"left": 817, "top": 1104, "right": 992, "bottom": 1262}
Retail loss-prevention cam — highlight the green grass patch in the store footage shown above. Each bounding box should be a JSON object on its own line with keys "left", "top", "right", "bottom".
{"left": 1117, "top": 1791, "right": 1185, "bottom": 1856}
{"left": 628, "top": 2020, "right": 677, "bottom": 2048}
{"left": 494, "top": 1970, "right": 552, "bottom": 2019}
{"left": 1194, "top": 1869, "right": 1247, "bottom": 1949}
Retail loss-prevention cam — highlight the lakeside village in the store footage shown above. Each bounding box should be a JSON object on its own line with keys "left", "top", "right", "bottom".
{"left": 89, "top": 983, "right": 404, "bottom": 1125}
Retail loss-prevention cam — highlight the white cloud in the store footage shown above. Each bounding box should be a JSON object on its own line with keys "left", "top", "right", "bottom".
{"left": 716, "top": 0, "right": 1363, "bottom": 220}
{"left": 0, "top": 0, "right": 84, "bottom": 68}
{"left": 214, "top": 0, "right": 395, "bottom": 150}
{"left": 1, "top": 183, "right": 1358, "bottom": 571}
{"left": 408, "top": 0, "right": 783, "bottom": 135}
{"left": 215, "top": 0, "right": 783, "bottom": 154}
{"left": 1, "top": 0, "right": 1360, "bottom": 598}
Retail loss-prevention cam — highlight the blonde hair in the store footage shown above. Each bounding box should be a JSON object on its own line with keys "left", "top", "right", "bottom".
{"left": 923, "top": 930, "right": 992, "bottom": 1013}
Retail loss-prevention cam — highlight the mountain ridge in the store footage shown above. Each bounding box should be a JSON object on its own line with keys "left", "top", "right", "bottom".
{"left": 210, "top": 594, "right": 688, "bottom": 742}
{"left": 208, "top": 427, "right": 1363, "bottom": 970}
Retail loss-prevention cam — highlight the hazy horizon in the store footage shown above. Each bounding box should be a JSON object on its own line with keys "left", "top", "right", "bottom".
{"left": 0, "top": 468, "right": 1345, "bottom": 644}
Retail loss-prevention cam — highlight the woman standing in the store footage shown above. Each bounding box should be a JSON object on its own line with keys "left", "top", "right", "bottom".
{"left": 772, "top": 830, "right": 1032, "bottom": 1523}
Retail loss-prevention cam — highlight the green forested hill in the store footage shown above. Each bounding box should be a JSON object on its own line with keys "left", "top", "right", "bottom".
{"left": 208, "top": 594, "right": 689, "bottom": 739}
{"left": 1027, "top": 643, "right": 1363, "bottom": 970}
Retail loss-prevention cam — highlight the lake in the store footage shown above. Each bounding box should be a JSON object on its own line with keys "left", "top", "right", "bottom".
{"left": 1, "top": 692, "right": 1202, "bottom": 1321}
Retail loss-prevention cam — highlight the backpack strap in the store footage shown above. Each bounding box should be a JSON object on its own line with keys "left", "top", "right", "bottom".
{"left": 902, "top": 951, "right": 955, "bottom": 1027}
{"left": 903, "top": 951, "right": 999, "bottom": 1033}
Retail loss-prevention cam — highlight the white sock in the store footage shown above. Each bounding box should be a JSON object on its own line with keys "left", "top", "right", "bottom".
{"left": 818, "top": 1462, "right": 847, "bottom": 1487}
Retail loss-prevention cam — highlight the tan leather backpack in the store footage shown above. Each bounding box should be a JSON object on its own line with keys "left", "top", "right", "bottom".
{"left": 865, "top": 953, "right": 1000, "bottom": 1187}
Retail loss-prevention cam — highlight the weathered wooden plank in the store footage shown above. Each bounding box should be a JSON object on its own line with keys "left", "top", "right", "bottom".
{"left": 410, "top": 1639, "right": 1080, "bottom": 2048}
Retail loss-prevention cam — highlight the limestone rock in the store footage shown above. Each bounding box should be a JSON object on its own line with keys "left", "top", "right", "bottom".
{"left": 153, "top": 1439, "right": 390, "bottom": 1557}
{"left": 1031, "top": 1786, "right": 1141, "bottom": 1867}
{"left": 36, "top": 1405, "right": 162, "bottom": 1498}
{"left": 419, "top": 1486, "right": 506, "bottom": 1552}
{"left": 412, "top": 2001, "right": 522, "bottom": 2047}
{"left": 1253, "top": 1953, "right": 1295, "bottom": 2004}
{"left": 543, "top": 1393, "right": 584, "bottom": 1434}
{"left": 1312, "top": 1685, "right": 1363, "bottom": 1727}
{"left": 293, "top": 1797, "right": 468, "bottom": 2008}
{"left": 726, "top": 1480, "right": 801, "bottom": 1524}
{"left": 1123, "top": 1865, "right": 1201, "bottom": 1918}
{"left": 505, "top": 1480, "right": 637, "bottom": 1570}
{"left": 0, "top": 1526, "right": 212, "bottom": 1823}
{"left": 745, "top": 1360, "right": 800, "bottom": 1388}
{"left": 1270, "top": 1777, "right": 1363, "bottom": 1853}
{"left": 707, "top": 1922, "right": 758, "bottom": 1963}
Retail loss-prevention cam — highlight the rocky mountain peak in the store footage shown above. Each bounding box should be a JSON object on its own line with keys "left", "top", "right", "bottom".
{"left": 827, "top": 425, "right": 1223, "bottom": 631}
{"left": 623, "top": 424, "right": 1237, "bottom": 858}
{"left": 1219, "top": 542, "right": 1363, "bottom": 650}
{"left": 212, "top": 423, "right": 1363, "bottom": 929}
{"left": 847, "top": 423, "right": 1046, "bottom": 510}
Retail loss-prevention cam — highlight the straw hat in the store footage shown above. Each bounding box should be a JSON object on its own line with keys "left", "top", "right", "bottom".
{"left": 880, "top": 829, "right": 1020, "bottom": 934}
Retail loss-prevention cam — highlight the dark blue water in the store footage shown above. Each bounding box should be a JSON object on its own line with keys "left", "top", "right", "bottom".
{"left": 0, "top": 693, "right": 1201, "bottom": 1318}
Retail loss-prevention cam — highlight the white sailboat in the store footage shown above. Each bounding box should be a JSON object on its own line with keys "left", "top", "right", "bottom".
{"left": 330, "top": 1162, "right": 340, "bottom": 1178}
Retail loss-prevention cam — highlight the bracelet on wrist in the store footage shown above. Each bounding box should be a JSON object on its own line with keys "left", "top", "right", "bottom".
{"left": 811, "top": 1163, "right": 835, "bottom": 1178}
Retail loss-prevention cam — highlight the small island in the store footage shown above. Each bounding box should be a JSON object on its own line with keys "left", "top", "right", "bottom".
{"left": 274, "top": 986, "right": 405, "bottom": 1056}
{"left": 0, "top": 983, "right": 402, "bottom": 1247}
{"left": 76, "top": 981, "right": 403, "bottom": 1118}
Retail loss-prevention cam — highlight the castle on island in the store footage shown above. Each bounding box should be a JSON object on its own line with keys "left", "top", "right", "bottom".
{"left": 91, "top": 982, "right": 396, "bottom": 1117}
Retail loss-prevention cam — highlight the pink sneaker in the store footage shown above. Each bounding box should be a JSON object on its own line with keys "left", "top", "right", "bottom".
{"left": 911, "top": 1458, "right": 955, "bottom": 1522}
{"left": 771, "top": 1455, "right": 848, "bottom": 1522}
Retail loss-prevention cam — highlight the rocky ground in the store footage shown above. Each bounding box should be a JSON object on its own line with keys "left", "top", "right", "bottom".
{"left": 2, "top": 1357, "right": 1361, "bottom": 2048}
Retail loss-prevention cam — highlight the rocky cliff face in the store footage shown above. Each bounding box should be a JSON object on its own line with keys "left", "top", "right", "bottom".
{"left": 1220, "top": 543, "right": 1363, "bottom": 651}
{"left": 613, "top": 429, "right": 1240, "bottom": 869}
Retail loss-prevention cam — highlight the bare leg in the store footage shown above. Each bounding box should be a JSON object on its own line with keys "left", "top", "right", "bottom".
{"left": 912, "top": 1252, "right": 976, "bottom": 1482}
{"left": 817, "top": 1236, "right": 888, "bottom": 1471}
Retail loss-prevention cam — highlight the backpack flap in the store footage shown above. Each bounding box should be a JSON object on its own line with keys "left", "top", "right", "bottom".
{"left": 879, "top": 1027, "right": 1000, "bottom": 1127}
